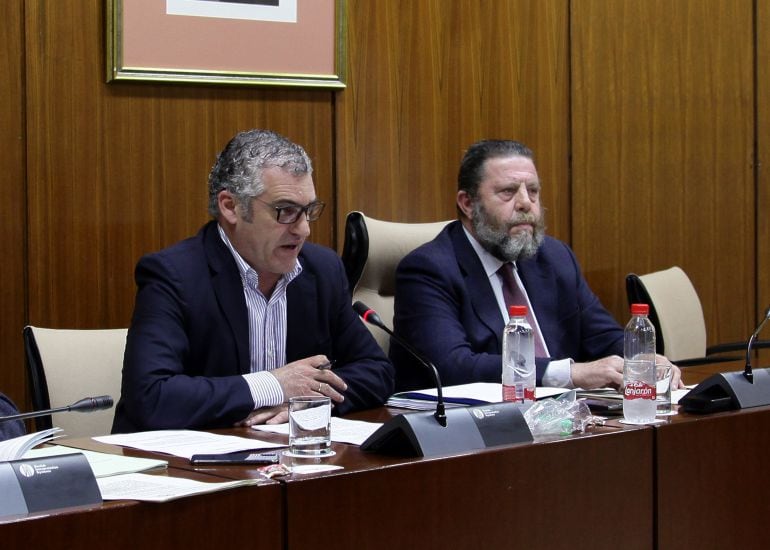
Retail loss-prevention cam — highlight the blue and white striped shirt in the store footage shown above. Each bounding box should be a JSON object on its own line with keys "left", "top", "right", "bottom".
{"left": 218, "top": 224, "right": 303, "bottom": 409}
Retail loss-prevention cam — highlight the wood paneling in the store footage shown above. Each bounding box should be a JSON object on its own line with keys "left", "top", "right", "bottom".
{"left": 336, "top": 0, "right": 570, "bottom": 243}
{"left": 758, "top": 0, "right": 770, "bottom": 367}
{"left": 0, "top": 0, "right": 26, "bottom": 406}
{"left": 1, "top": 0, "right": 768, "bottom": 408}
{"left": 24, "top": 2, "right": 335, "bottom": 330}
{"left": 571, "top": 0, "right": 755, "bottom": 343}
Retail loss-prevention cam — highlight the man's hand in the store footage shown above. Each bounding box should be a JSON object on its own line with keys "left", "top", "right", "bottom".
{"left": 271, "top": 355, "right": 347, "bottom": 403}
{"left": 570, "top": 354, "right": 684, "bottom": 390}
{"left": 570, "top": 356, "right": 624, "bottom": 390}
{"left": 236, "top": 404, "right": 288, "bottom": 426}
{"left": 236, "top": 355, "right": 347, "bottom": 428}
{"left": 656, "top": 354, "right": 684, "bottom": 389}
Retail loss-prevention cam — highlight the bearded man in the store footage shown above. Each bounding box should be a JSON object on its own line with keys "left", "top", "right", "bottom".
{"left": 391, "top": 139, "right": 681, "bottom": 392}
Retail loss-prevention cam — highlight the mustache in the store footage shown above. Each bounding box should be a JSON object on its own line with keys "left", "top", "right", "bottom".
{"left": 505, "top": 212, "right": 540, "bottom": 229}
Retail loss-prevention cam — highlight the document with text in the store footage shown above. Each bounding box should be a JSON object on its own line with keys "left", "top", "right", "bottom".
{"left": 388, "top": 382, "right": 569, "bottom": 410}
{"left": 253, "top": 417, "right": 382, "bottom": 446}
{"left": 94, "top": 430, "right": 285, "bottom": 459}
{"left": 97, "top": 473, "right": 262, "bottom": 503}
{"left": 23, "top": 444, "right": 167, "bottom": 477}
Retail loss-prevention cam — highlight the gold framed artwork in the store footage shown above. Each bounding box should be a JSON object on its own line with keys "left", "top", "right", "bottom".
{"left": 106, "top": 0, "right": 345, "bottom": 88}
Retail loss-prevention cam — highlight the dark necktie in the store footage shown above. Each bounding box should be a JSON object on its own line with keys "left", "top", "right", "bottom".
{"left": 498, "top": 263, "right": 547, "bottom": 357}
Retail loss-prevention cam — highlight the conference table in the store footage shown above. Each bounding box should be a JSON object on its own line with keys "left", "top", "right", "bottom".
{"left": 654, "top": 404, "right": 770, "bottom": 549}
{"left": 214, "top": 409, "right": 654, "bottom": 550}
{"left": 2, "top": 372, "right": 769, "bottom": 550}
{"left": 0, "top": 466, "right": 283, "bottom": 550}
{"left": 655, "top": 363, "right": 770, "bottom": 550}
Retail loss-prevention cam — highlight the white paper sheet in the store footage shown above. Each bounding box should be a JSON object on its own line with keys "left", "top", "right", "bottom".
{"left": 23, "top": 444, "right": 167, "bottom": 477}
{"left": 94, "top": 430, "right": 284, "bottom": 459}
{"left": 253, "top": 417, "right": 382, "bottom": 446}
{"left": 388, "top": 382, "right": 569, "bottom": 409}
{"left": 0, "top": 428, "right": 62, "bottom": 462}
{"left": 97, "top": 473, "right": 261, "bottom": 502}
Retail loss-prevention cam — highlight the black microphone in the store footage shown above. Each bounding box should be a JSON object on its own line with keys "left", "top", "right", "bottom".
{"left": 0, "top": 395, "right": 114, "bottom": 424}
{"left": 352, "top": 301, "right": 533, "bottom": 457}
{"left": 681, "top": 305, "right": 770, "bottom": 413}
{"left": 744, "top": 305, "right": 770, "bottom": 383}
{"left": 353, "top": 301, "right": 446, "bottom": 426}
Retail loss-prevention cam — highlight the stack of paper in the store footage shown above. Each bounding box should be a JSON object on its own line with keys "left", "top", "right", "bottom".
{"left": 96, "top": 473, "right": 263, "bottom": 503}
{"left": 576, "top": 388, "right": 623, "bottom": 401}
{"left": 387, "top": 382, "right": 568, "bottom": 410}
{"left": 0, "top": 428, "right": 62, "bottom": 462}
{"left": 94, "top": 429, "right": 285, "bottom": 459}
{"left": 253, "top": 417, "right": 382, "bottom": 446}
{"left": 23, "top": 445, "right": 167, "bottom": 478}
{"left": 578, "top": 387, "right": 692, "bottom": 405}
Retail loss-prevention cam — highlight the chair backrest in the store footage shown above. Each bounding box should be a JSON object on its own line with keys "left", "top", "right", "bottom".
{"left": 24, "top": 326, "right": 128, "bottom": 437}
{"left": 625, "top": 266, "right": 707, "bottom": 361}
{"left": 341, "top": 212, "right": 452, "bottom": 354}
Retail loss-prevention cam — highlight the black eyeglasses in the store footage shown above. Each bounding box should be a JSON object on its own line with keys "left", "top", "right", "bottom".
{"left": 254, "top": 197, "right": 326, "bottom": 224}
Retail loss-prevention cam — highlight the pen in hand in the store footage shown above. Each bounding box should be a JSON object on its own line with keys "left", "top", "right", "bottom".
{"left": 317, "top": 359, "right": 335, "bottom": 370}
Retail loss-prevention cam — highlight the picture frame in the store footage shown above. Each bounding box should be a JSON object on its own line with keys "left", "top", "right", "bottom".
{"left": 106, "top": 0, "right": 346, "bottom": 89}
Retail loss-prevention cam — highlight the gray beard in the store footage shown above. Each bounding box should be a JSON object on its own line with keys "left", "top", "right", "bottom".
{"left": 471, "top": 202, "right": 545, "bottom": 262}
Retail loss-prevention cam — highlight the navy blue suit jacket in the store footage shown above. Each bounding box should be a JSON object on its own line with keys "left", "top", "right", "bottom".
{"left": 391, "top": 221, "right": 623, "bottom": 390}
{"left": 0, "top": 392, "right": 25, "bottom": 441}
{"left": 113, "top": 221, "right": 394, "bottom": 432}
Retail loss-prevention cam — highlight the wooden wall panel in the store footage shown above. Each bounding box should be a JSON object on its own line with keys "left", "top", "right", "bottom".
{"left": 24, "top": 2, "right": 334, "bottom": 331}
{"left": 571, "top": 0, "right": 755, "bottom": 342}
{"left": 2, "top": 0, "right": 768, "bottom": 407}
{"left": 336, "top": 0, "right": 570, "bottom": 245}
{"left": 758, "top": 0, "right": 770, "bottom": 366}
{"left": 0, "top": 0, "right": 27, "bottom": 406}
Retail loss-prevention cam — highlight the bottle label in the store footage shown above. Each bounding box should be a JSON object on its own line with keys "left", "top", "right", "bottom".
{"left": 523, "top": 387, "right": 535, "bottom": 402}
{"left": 502, "top": 384, "right": 536, "bottom": 403}
{"left": 623, "top": 381, "right": 656, "bottom": 400}
{"left": 502, "top": 384, "right": 517, "bottom": 402}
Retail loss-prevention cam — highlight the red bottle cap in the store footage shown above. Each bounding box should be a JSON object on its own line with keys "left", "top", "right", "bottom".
{"left": 508, "top": 305, "right": 528, "bottom": 317}
{"left": 630, "top": 303, "right": 649, "bottom": 315}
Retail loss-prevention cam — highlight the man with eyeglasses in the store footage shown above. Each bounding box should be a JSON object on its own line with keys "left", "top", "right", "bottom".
{"left": 113, "top": 129, "right": 394, "bottom": 432}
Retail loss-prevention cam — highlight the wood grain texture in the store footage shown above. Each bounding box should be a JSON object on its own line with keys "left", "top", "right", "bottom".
{"left": 1, "top": 0, "right": 768, "bottom": 408}
{"left": 285, "top": 428, "right": 653, "bottom": 550}
{"left": 656, "top": 407, "right": 770, "bottom": 549}
{"left": 0, "top": 0, "right": 26, "bottom": 406}
{"left": 571, "top": 0, "right": 755, "bottom": 343}
{"left": 758, "top": 0, "right": 770, "bottom": 367}
{"left": 1, "top": 474, "right": 283, "bottom": 550}
{"left": 24, "top": 2, "right": 334, "bottom": 330}
{"left": 335, "top": 0, "right": 570, "bottom": 244}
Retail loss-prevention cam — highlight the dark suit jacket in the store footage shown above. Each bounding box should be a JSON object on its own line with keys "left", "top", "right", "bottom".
{"left": 391, "top": 221, "right": 624, "bottom": 391}
{"left": 0, "top": 392, "right": 25, "bottom": 441}
{"left": 113, "top": 221, "right": 394, "bottom": 432}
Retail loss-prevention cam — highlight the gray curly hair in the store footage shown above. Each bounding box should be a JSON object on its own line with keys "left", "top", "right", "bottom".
{"left": 207, "top": 129, "right": 313, "bottom": 219}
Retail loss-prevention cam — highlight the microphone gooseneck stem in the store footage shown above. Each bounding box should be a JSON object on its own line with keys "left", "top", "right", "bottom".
{"left": 744, "top": 306, "right": 770, "bottom": 383}
{"left": 0, "top": 395, "right": 114, "bottom": 424}
{"left": 0, "top": 403, "right": 73, "bottom": 423}
{"left": 354, "top": 302, "right": 447, "bottom": 427}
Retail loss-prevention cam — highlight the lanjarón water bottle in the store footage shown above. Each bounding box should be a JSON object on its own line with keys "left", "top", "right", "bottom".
{"left": 502, "top": 305, "right": 536, "bottom": 403}
{"left": 623, "top": 303, "right": 657, "bottom": 423}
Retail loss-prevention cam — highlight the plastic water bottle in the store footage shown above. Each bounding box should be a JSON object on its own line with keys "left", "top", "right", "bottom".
{"left": 502, "top": 305, "right": 536, "bottom": 403}
{"left": 623, "top": 303, "right": 657, "bottom": 423}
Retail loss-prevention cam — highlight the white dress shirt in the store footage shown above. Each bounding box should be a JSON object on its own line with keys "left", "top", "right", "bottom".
{"left": 461, "top": 226, "right": 573, "bottom": 388}
{"left": 218, "top": 224, "right": 303, "bottom": 408}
